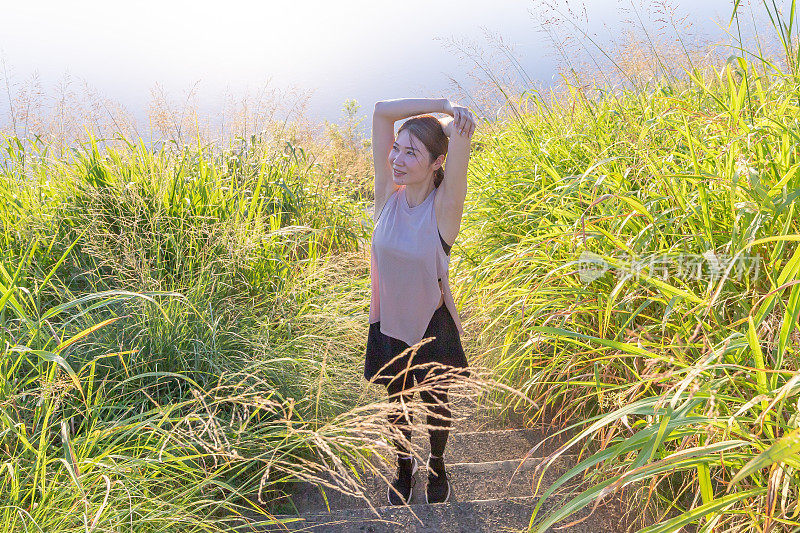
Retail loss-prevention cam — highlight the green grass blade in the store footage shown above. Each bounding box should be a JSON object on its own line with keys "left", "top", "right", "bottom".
{"left": 639, "top": 489, "right": 762, "bottom": 533}
{"left": 731, "top": 426, "right": 800, "bottom": 485}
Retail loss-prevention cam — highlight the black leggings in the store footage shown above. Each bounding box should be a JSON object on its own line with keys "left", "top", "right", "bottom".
{"left": 386, "top": 372, "right": 451, "bottom": 459}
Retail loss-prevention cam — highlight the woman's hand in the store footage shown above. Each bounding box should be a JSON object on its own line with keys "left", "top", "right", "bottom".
{"left": 439, "top": 116, "right": 455, "bottom": 138}
{"left": 442, "top": 101, "right": 476, "bottom": 138}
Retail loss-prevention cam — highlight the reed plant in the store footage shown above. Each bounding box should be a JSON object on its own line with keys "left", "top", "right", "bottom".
{"left": 0, "top": 108, "right": 393, "bottom": 530}
{"left": 453, "top": 1, "right": 800, "bottom": 530}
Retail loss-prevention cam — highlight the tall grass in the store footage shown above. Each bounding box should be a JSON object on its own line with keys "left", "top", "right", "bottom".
{"left": 454, "top": 0, "right": 800, "bottom": 530}
{"left": 0, "top": 107, "right": 392, "bottom": 530}
{"left": 6, "top": 1, "right": 800, "bottom": 530}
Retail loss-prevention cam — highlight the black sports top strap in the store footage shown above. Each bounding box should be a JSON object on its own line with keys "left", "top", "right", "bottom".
{"left": 438, "top": 230, "right": 452, "bottom": 283}
{"left": 438, "top": 229, "right": 451, "bottom": 255}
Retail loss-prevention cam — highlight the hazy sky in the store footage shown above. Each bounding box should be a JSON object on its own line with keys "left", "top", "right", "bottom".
{"left": 0, "top": 0, "right": 747, "bottom": 136}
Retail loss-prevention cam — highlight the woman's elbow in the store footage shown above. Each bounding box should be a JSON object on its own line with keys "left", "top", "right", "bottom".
{"left": 374, "top": 101, "right": 388, "bottom": 116}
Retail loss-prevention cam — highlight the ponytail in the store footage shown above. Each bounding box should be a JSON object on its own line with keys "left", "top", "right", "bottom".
{"left": 434, "top": 166, "right": 445, "bottom": 188}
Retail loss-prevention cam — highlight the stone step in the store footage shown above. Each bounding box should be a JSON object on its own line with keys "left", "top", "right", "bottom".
{"left": 246, "top": 496, "right": 541, "bottom": 533}
{"left": 448, "top": 395, "right": 529, "bottom": 433}
{"left": 224, "top": 390, "right": 627, "bottom": 532}
{"left": 236, "top": 493, "right": 623, "bottom": 533}
{"left": 410, "top": 427, "right": 562, "bottom": 464}
{"left": 273, "top": 454, "right": 574, "bottom": 515}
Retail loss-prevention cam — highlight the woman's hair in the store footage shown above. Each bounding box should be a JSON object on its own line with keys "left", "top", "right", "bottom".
{"left": 397, "top": 114, "right": 448, "bottom": 188}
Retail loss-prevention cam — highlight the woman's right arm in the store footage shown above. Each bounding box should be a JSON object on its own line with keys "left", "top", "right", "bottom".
{"left": 371, "top": 104, "right": 398, "bottom": 222}
{"left": 374, "top": 98, "right": 451, "bottom": 122}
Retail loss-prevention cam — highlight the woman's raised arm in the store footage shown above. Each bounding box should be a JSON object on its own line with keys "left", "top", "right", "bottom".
{"left": 374, "top": 98, "right": 452, "bottom": 121}
{"left": 434, "top": 104, "right": 476, "bottom": 246}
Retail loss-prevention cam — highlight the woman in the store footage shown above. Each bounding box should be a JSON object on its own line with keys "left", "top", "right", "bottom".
{"left": 365, "top": 97, "right": 476, "bottom": 506}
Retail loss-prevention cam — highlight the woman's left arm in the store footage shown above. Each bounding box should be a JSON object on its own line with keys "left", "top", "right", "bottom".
{"left": 436, "top": 104, "right": 476, "bottom": 243}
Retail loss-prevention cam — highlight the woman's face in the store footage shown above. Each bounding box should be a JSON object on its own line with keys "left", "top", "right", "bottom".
{"left": 389, "top": 129, "right": 440, "bottom": 186}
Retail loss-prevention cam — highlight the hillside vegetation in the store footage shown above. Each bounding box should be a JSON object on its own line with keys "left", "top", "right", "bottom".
{"left": 3, "top": 3, "right": 800, "bottom": 531}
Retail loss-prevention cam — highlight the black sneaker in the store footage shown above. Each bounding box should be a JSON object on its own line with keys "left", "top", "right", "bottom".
{"left": 387, "top": 455, "right": 418, "bottom": 505}
{"left": 426, "top": 454, "right": 450, "bottom": 504}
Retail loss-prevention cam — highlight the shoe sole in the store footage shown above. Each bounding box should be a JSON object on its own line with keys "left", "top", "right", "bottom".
{"left": 387, "top": 457, "right": 418, "bottom": 505}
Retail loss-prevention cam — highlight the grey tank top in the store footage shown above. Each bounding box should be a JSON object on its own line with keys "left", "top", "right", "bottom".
{"left": 369, "top": 185, "right": 465, "bottom": 346}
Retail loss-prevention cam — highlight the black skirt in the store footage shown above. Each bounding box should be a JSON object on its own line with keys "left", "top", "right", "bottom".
{"left": 364, "top": 302, "right": 469, "bottom": 387}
